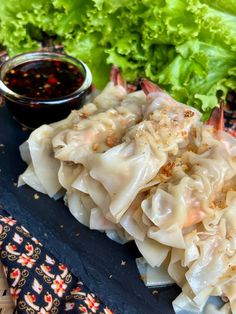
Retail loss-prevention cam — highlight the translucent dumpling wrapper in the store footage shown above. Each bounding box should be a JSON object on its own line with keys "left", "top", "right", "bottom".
{"left": 173, "top": 295, "right": 229, "bottom": 314}
{"left": 66, "top": 190, "right": 96, "bottom": 227}
{"left": 185, "top": 234, "right": 227, "bottom": 296}
{"left": 119, "top": 193, "right": 148, "bottom": 241}
{"left": 136, "top": 257, "right": 174, "bottom": 287}
{"left": 168, "top": 248, "right": 187, "bottom": 287}
{"left": 72, "top": 168, "right": 110, "bottom": 215}
{"left": 18, "top": 163, "right": 46, "bottom": 194}
{"left": 89, "top": 136, "right": 165, "bottom": 222}
{"left": 105, "top": 229, "right": 132, "bottom": 245}
{"left": 135, "top": 237, "right": 169, "bottom": 268}
{"left": 141, "top": 188, "right": 179, "bottom": 228}
{"left": 93, "top": 81, "right": 127, "bottom": 110}
{"left": 19, "top": 141, "right": 31, "bottom": 165}
{"left": 49, "top": 102, "right": 97, "bottom": 131}
{"left": 89, "top": 208, "right": 117, "bottom": 231}
{"left": 58, "top": 161, "right": 83, "bottom": 191}
{"left": 148, "top": 225, "right": 186, "bottom": 249}
{"left": 18, "top": 125, "right": 61, "bottom": 197}
{"left": 87, "top": 94, "right": 201, "bottom": 223}
{"left": 52, "top": 90, "right": 146, "bottom": 165}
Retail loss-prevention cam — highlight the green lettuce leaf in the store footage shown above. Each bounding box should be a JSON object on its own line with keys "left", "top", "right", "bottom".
{"left": 0, "top": 0, "right": 236, "bottom": 113}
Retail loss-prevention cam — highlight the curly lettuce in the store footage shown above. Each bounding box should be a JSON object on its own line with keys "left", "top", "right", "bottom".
{"left": 0, "top": 0, "right": 236, "bottom": 117}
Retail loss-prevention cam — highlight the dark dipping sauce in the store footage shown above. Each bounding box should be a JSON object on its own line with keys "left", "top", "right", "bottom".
{"left": 4, "top": 60, "right": 84, "bottom": 100}
{"left": 0, "top": 52, "right": 92, "bottom": 129}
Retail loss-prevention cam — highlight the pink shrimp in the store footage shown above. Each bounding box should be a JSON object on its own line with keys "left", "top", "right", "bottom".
{"left": 139, "top": 78, "right": 198, "bottom": 119}
{"left": 207, "top": 99, "right": 225, "bottom": 131}
{"left": 110, "top": 66, "right": 137, "bottom": 93}
{"left": 110, "top": 65, "right": 127, "bottom": 89}
{"left": 127, "top": 83, "right": 137, "bottom": 93}
{"left": 139, "top": 78, "right": 162, "bottom": 94}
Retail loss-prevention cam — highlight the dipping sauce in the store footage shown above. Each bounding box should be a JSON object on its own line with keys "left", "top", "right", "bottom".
{"left": 0, "top": 51, "right": 92, "bottom": 129}
{"left": 3, "top": 60, "right": 84, "bottom": 100}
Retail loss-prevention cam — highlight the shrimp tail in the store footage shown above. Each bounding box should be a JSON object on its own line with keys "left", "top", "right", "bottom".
{"left": 127, "top": 83, "right": 137, "bottom": 93}
{"left": 139, "top": 78, "right": 162, "bottom": 95}
{"left": 110, "top": 65, "right": 126, "bottom": 88}
{"left": 207, "top": 99, "right": 225, "bottom": 131}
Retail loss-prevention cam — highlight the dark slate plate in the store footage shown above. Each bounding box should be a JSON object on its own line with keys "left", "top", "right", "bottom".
{"left": 0, "top": 105, "right": 180, "bottom": 314}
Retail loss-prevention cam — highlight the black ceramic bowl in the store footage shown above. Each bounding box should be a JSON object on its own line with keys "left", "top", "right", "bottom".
{"left": 0, "top": 51, "right": 92, "bottom": 129}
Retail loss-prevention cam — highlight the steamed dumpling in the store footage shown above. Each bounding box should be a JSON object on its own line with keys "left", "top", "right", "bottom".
{"left": 18, "top": 125, "right": 61, "bottom": 197}
{"left": 52, "top": 91, "right": 146, "bottom": 165}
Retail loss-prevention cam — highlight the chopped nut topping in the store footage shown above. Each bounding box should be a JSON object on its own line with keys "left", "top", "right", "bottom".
{"left": 160, "top": 161, "right": 175, "bottom": 177}
{"left": 181, "top": 130, "right": 188, "bottom": 138}
{"left": 121, "top": 260, "right": 126, "bottom": 266}
{"left": 34, "top": 193, "right": 40, "bottom": 200}
{"left": 184, "top": 110, "right": 194, "bottom": 118}
{"left": 106, "top": 135, "right": 119, "bottom": 147}
{"left": 78, "top": 112, "right": 88, "bottom": 119}
{"left": 191, "top": 128, "right": 197, "bottom": 138}
{"left": 231, "top": 265, "right": 236, "bottom": 272}
{"left": 152, "top": 290, "right": 159, "bottom": 295}
{"left": 92, "top": 143, "right": 99, "bottom": 151}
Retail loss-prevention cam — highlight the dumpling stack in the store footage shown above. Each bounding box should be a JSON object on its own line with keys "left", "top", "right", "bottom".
{"left": 19, "top": 76, "right": 236, "bottom": 314}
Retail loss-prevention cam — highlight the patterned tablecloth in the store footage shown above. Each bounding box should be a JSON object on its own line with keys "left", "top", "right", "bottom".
{"left": 0, "top": 210, "right": 114, "bottom": 314}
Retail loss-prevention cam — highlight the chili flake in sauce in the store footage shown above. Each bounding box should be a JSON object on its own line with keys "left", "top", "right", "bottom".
{"left": 3, "top": 60, "right": 84, "bottom": 99}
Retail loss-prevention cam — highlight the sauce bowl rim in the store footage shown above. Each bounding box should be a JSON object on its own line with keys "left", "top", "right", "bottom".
{"left": 0, "top": 51, "right": 92, "bottom": 106}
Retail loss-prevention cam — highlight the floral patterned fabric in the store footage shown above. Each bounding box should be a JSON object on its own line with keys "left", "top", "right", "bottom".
{"left": 0, "top": 211, "right": 114, "bottom": 314}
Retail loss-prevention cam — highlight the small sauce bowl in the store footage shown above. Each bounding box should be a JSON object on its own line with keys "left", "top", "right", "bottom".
{"left": 0, "top": 51, "right": 92, "bottom": 129}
